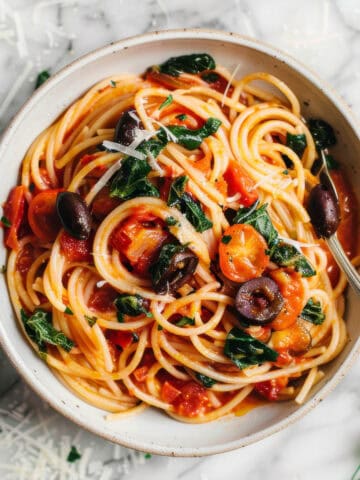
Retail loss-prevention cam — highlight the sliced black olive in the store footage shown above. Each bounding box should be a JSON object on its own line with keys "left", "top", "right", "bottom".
{"left": 56, "top": 192, "right": 91, "bottom": 240}
{"left": 235, "top": 277, "right": 284, "bottom": 325}
{"left": 114, "top": 109, "right": 143, "bottom": 146}
{"left": 210, "top": 259, "right": 239, "bottom": 296}
{"left": 150, "top": 244, "right": 198, "bottom": 295}
{"left": 307, "top": 183, "right": 340, "bottom": 238}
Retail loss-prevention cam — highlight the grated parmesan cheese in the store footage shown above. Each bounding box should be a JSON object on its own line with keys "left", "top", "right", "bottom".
{"left": 102, "top": 141, "right": 146, "bottom": 160}
{"left": 221, "top": 63, "right": 241, "bottom": 107}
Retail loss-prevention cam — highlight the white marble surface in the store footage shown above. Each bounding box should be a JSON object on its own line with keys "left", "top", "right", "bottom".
{"left": 0, "top": 0, "right": 359, "bottom": 479}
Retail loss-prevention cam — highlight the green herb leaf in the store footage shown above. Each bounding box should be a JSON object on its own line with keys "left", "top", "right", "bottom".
{"left": 325, "top": 154, "right": 339, "bottom": 170}
{"left": 201, "top": 71, "right": 220, "bottom": 83}
{"left": 144, "top": 453, "right": 152, "bottom": 459}
{"left": 35, "top": 70, "right": 50, "bottom": 89}
{"left": 67, "top": 446, "right": 81, "bottom": 463}
{"left": 221, "top": 235, "right": 232, "bottom": 244}
{"left": 165, "top": 216, "right": 178, "bottom": 226}
{"left": 271, "top": 243, "right": 316, "bottom": 277}
{"left": 84, "top": 315, "right": 97, "bottom": 327}
{"left": 176, "top": 114, "right": 187, "bottom": 121}
{"left": 157, "top": 324, "right": 163, "bottom": 331}
{"left": 1, "top": 265, "right": 6, "bottom": 274}
{"left": 1, "top": 216, "right": 11, "bottom": 227}
{"left": 117, "top": 311, "right": 124, "bottom": 323}
{"left": 158, "top": 118, "right": 221, "bottom": 150}
{"left": 300, "top": 298, "right": 325, "bottom": 325}
{"left": 21, "top": 309, "right": 74, "bottom": 353}
{"left": 224, "top": 327, "right": 278, "bottom": 369}
{"left": 159, "top": 94, "right": 173, "bottom": 110}
{"left": 64, "top": 306, "right": 73, "bottom": 315}
{"left": 167, "top": 176, "right": 212, "bottom": 232}
{"left": 282, "top": 169, "right": 289, "bottom": 175}
{"left": 110, "top": 80, "right": 116, "bottom": 87}
{"left": 110, "top": 157, "right": 160, "bottom": 200}
{"left": 175, "top": 316, "right": 195, "bottom": 327}
{"left": 195, "top": 372, "right": 216, "bottom": 388}
{"left": 158, "top": 53, "right": 216, "bottom": 77}
{"left": 308, "top": 118, "right": 336, "bottom": 150}
{"left": 286, "top": 133, "right": 307, "bottom": 157}
{"left": 114, "top": 294, "right": 151, "bottom": 318}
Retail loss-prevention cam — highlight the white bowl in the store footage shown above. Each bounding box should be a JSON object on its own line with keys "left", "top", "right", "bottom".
{"left": 0, "top": 29, "right": 359, "bottom": 457}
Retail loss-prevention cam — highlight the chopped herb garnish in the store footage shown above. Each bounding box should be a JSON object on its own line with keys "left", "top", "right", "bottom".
{"left": 157, "top": 324, "right": 163, "bottom": 331}
{"left": 110, "top": 80, "right": 116, "bottom": 87}
{"left": 282, "top": 169, "right": 289, "bottom": 175}
{"left": 325, "top": 154, "right": 339, "bottom": 170}
{"left": 308, "top": 118, "right": 336, "bottom": 151}
{"left": 167, "top": 176, "right": 213, "bottom": 232}
{"left": 176, "top": 113, "right": 187, "bottom": 121}
{"left": 271, "top": 243, "right": 316, "bottom": 277}
{"left": 67, "top": 446, "right": 81, "bottom": 463}
{"left": 159, "top": 94, "right": 173, "bottom": 110}
{"left": 201, "top": 71, "right": 220, "bottom": 83}
{"left": 1, "top": 216, "right": 11, "bottom": 227}
{"left": 117, "top": 311, "right": 124, "bottom": 323}
{"left": 114, "top": 294, "right": 151, "bottom": 319}
{"left": 1, "top": 265, "right": 6, "bottom": 274}
{"left": 35, "top": 70, "right": 50, "bottom": 89}
{"left": 221, "top": 235, "right": 232, "bottom": 244}
{"left": 21, "top": 308, "right": 74, "bottom": 354}
{"left": 175, "top": 316, "right": 195, "bottom": 327}
{"left": 224, "top": 327, "right": 278, "bottom": 369}
{"left": 158, "top": 118, "right": 221, "bottom": 150}
{"left": 195, "top": 372, "right": 216, "bottom": 388}
{"left": 286, "top": 133, "right": 307, "bottom": 157}
{"left": 300, "top": 298, "right": 325, "bottom": 325}
{"left": 165, "top": 216, "right": 178, "bottom": 226}
{"left": 64, "top": 306, "right": 73, "bottom": 315}
{"left": 158, "top": 53, "right": 216, "bottom": 77}
{"left": 144, "top": 453, "right": 152, "bottom": 459}
{"left": 84, "top": 315, "right": 97, "bottom": 327}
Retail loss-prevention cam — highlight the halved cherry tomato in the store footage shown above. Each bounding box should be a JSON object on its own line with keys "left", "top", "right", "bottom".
{"left": 173, "top": 382, "right": 210, "bottom": 417}
{"left": 60, "top": 231, "right": 92, "bottom": 262}
{"left": 89, "top": 285, "right": 118, "bottom": 313}
{"left": 28, "top": 189, "right": 62, "bottom": 242}
{"left": 111, "top": 210, "right": 169, "bottom": 275}
{"left": 269, "top": 269, "right": 305, "bottom": 331}
{"left": 254, "top": 377, "right": 288, "bottom": 401}
{"left": 133, "top": 365, "right": 149, "bottom": 383}
{"left": 2, "top": 186, "right": 26, "bottom": 250}
{"left": 223, "top": 160, "right": 258, "bottom": 207}
{"left": 214, "top": 176, "right": 228, "bottom": 197}
{"left": 91, "top": 186, "right": 121, "bottom": 220}
{"left": 272, "top": 319, "right": 312, "bottom": 355}
{"left": 219, "top": 224, "right": 270, "bottom": 283}
{"left": 107, "top": 330, "right": 134, "bottom": 350}
{"left": 16, "top": 244, "right": 35, "bottom": 280}
{"left": 161, "top": 381, "right": 182, "bottom": 403}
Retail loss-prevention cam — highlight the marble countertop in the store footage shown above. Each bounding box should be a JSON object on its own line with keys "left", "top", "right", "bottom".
{"left": 0, "top": 1, "right": 359, "bottom": 479}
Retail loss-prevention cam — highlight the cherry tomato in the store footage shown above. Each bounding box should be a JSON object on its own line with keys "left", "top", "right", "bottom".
{"left": 133, "top": 365, "right": 149, "bottom": 383}
{"left": 223, "top": 160, "right": 258, "bottom": 207}
{"left": 60, "top": 231, "right": 92, "bottom": 262}
{"left": 269, "top": 269, "right": 305, "bottom": 330}
{"left": 28, "top": 189, "right": 62, "bottom": 242}
{"left": 161, "top": 381, "right": 182, "bottom": 403}
{"left": 88, "top": 285, "right": 118, "bottom": 313}
{"left": 272, "top": 320, "right": 312, "bottom": 355}
{"left": 2, "top": 186, "right": 26, "bottom": 250}
{"left": 254, "top": 377, "right": 288, "bottom": 401}
{"left": 111, "top": 210, "right": 169, "bottom": 275}
{"left": 107, "top": 330, "right": 134, "bottom": 350}
{"left": 173, "top": 382, "right": 210, "bottom": 417}
{"left": 219, "top": 224, "right": 270, "bottom": 283}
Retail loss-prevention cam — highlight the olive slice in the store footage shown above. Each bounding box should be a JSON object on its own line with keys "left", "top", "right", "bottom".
{"left": 114, "top": 109, "right": 143, "bottom": 146}
{"left": 307, "top": 183, "right": 340, "bottom": 238}
{"left": 56, "top": 191, "right": 91, "bottom": 240}
{"left": 235, "top": 277, "right": 284, "bottom": 325}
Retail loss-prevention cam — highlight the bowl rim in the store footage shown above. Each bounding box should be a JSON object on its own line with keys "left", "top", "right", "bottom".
{"left": 0, "top": 28, "right": 359, "bottom": 457}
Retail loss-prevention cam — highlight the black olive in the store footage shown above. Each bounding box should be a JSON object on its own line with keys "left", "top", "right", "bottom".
{"left": 307, "top": 183, "right": 340, "bottom": 238}
{"left": 235, "top": 277, "right": 284, "bottom": 325}
{"left": 210, "top": 259, "right": 239, "bottom": 296}
{"left": 56, "top": 192, "right": 91, "bottom": 240}
{"left": 152, "top": 248, "right": 198, "bottom": 295}
{"left": 114, "top": 109, "right": 143, "bottom": 146}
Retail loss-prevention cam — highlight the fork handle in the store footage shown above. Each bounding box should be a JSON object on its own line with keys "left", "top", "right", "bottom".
{"left": 327, "top": 234, "right": 360, "bottom": 296}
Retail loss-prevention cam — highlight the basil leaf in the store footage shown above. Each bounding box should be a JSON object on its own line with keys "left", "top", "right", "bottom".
{"left": 175, "top": 316, "right": 195, "bottom": 327}
{"left": 271, "top": 243, "right": 316, "bottom": 277}
{"left": 159, "top": 94, "right": 173, "bottom": 110}
{"left": 64, "top": 306, "right": 73, "bottom": 315}
{"left": 201, "top": 72, "right": 220, "bottom": 83}
{"left": 286, "top": 133, "right": 307, "bottom": 157}
{"left": 149, "top": 243, "right": 186, "bottom": 287}
{"left": 35, "top": 70, "right": 50, "bottom": 89}
{"left": 224, "top": 327, "right": 278, "bottom": 369}
{"left": 1, "top": 215, "right": 11, "bottom": 227}
{"left": 158, "top": 118, "right": 221, "bottom": 150}
{"left": 110, "top": 80, "right": 116, "bottom": 88}
{"left": 165, "top": 216, "right": 178, "bottom": 226}
{"left": 195, "top": 372, "right": 216, "bottom": 388}
{"left": 110, "top": 157, "right": 160, "bottom": 200}
{"left": 176, "top": 114, "right": 187, "bottom": 121}
{"left": 114, "top": 294, "right": 151, "bottom": 317}
{"left": 84, "top": 315, "right": 97, "bottom": 327}
{"left": 308, "top": 118, "right": 336, "bottom": 150}
{"left": 325, "top": 154, "right": 339, "bottom": 170}
{"left": 167, "top": 176, "right": 212, "bottom": 233}
{"left": 21, "top": 309, "right": 74, "bottom": 353}
{"left": 158, "top": 53, "right": 216, "bottom": 77}
{"left": 221, "top": 235, "right": 232, "bottom": 244}
{"left": 300, "top": 298, "right": 325, "bottom": 325}
{"left": 67, "top": 446, "right": 81, "bottom": 463}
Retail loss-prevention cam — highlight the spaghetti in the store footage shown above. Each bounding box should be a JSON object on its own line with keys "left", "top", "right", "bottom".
{"left": 2, "top": 53, "right": 358, "bottom": 422}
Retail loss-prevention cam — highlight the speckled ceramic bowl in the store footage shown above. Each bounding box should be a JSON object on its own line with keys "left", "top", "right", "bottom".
{"left": 0, "top": 29, "right": 359, "bottom": 457}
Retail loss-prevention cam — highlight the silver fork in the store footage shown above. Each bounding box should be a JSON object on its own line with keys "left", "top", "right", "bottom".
{"left": 317, "top": 149, "right": 360, "bottom": 295}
